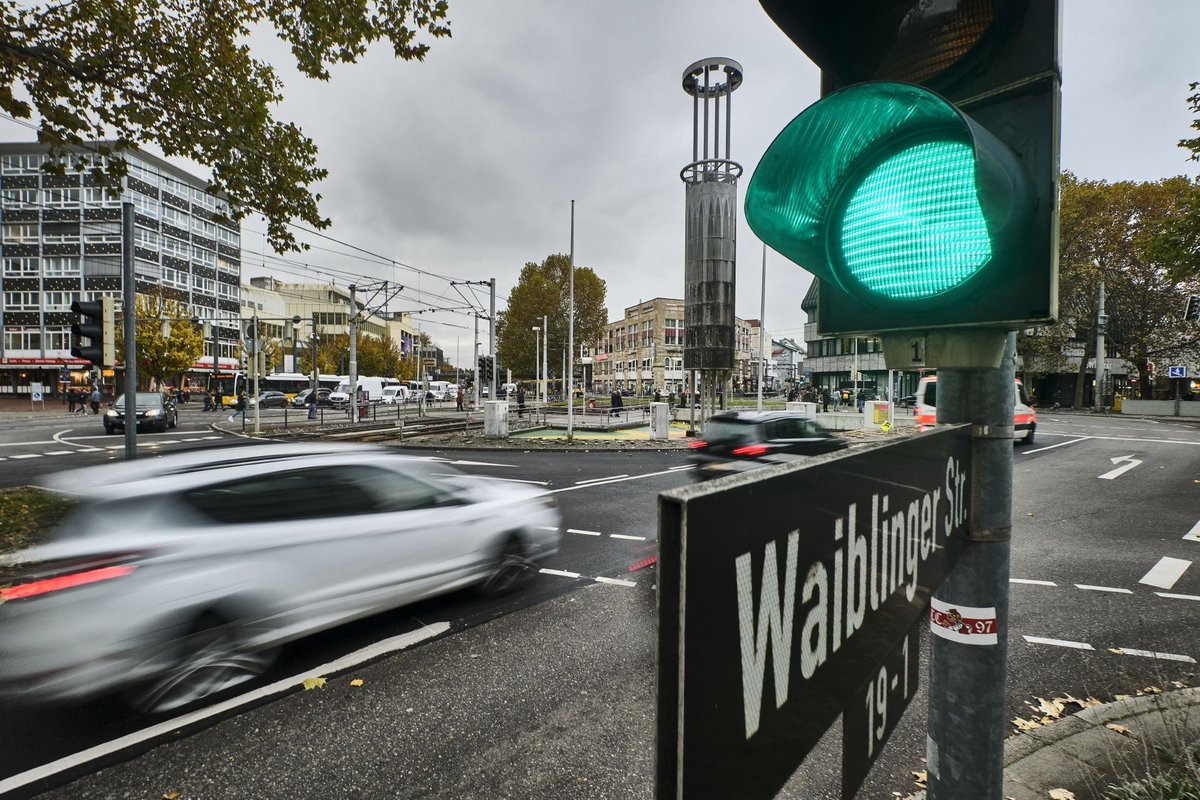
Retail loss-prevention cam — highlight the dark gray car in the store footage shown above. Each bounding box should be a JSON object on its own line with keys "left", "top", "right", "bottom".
{"left": 103, "top": 392, "right": 178, "bottom": 434}
{"left": 688, "top": 410, "right": 848, "bottom": 480}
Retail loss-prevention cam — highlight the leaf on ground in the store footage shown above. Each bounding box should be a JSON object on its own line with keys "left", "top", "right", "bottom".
{"left": 1048, "top": 790, "right": 1076, "bottom": 799}
{"left": 302, "top": 677, "right": 326, "bottom": 690}
{"left": 349, "top": 679, "right": 364, "bottom": 687}
{"left": 163, "top": 793, "right": 180, "bottom": 800}
{"left": 911, "top": 770, "right": 927, "bottom": 786}
{"left": 1138, "top": 686, "right": 1162, "bottom": 695}
{"left": 1013, "top": 717, "right": 1043, "bottom": 731}
{"left": 1036, "top": 697, "right": 1066, "bottom": 717}
{"left": 1114, "top": 694, "right": 1131, "bottom": 701}
{"left": 1108, "top": 648, "right": 1125, "bottom": 654}
{"left": 1105, "top": 723, "right": 1133, "bottom": 736}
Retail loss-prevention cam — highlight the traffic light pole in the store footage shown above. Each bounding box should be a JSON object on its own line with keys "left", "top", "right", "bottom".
{"left": 927, "top": 330, "right": 1015, "bottom": 800}
{"left": 122, "top": 202, "right": 137, "bottom": 461}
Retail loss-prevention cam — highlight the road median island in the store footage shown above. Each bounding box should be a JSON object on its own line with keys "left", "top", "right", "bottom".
{"left": 0, "top": 486, "right": 74, "bottom": 577}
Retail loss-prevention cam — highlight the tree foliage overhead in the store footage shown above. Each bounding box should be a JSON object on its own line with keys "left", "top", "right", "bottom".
{"left": 1149, "top": 81, "right": 1200, "bottom": 279}
{"left": 295, "top": 332, "right": 407, "bottom": 379}
{"left": 1049, "top": 172, "right": 1200, "bottom": 403}
{"left": 118, "top": 294, "right": 205, "bottom": 386}
{"left": 496, "top": 254, "right": 608, "bottom": 382}
{"left": 0, "top": 0, "right": 451, "bottom": 252}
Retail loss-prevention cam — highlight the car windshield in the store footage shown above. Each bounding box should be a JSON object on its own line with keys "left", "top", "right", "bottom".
{"left": 113, "top": 393, "right": 161, "bottom": 408}
{"left": 703, "top": 419, "right": 758, "bottom": 443}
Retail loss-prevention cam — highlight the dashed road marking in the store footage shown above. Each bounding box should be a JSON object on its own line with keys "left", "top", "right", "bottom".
{"left": 1022, "top": 437, "right": 1091, "bottom": 455}
{"left": 567, "top": 528, "right": 602, "bottom": 536}
{"left": 1075, "top": 584, "right": 1133, "bottom": 594}
{"left": 594, "top": 576, "right": 638, "bottom": 588}
{"left": 1111, "top": 647, "right": 1196, "bottom": 663}
{"left": 540, "top": 568, "right": 581, "bottom": 579}
{"left": 1184, "top": 520, "right": 1200, "bottom": 543}
{"left": 1023, "top": 636, "right": 1094, "bottom": 650}
{"left": 1010, "top": 578, "right": 1057, "bottom": 586}
{"left": 10, "top": 453, "right": 40, "bottom": 459}
{"left": 610, "top": 534, "right": 647, "bottom": 541}
{"left": 575, "top": 474, "right": 628, "bottom": 484}
{"left": 43, "top": 450, "right": 73, "bottom": 456}
{"left": 1155, "top": 592, "right": 1200, "bottom": 602}
{"left": 1139, "top": 557, "right": 1192, "bottom": 590}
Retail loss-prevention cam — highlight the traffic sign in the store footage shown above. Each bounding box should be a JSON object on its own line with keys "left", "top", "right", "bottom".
{"left": 657, "top": 426, "right": 971, "bottom": 800}
{"left": 1168, "top": 365, "right": 1187, "bottom": 379}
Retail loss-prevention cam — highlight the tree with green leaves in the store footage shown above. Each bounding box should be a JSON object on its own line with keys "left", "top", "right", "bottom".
{"left": 296, "top": 333, "right": 407, "bottom": 379}
{"left": 0, "top": 0, "right": 451, "bottom": 252}
{"left": 1048, "top": 172, "right": 1200, "bottom": 404}
{"left": 496, "top": 254, "right": 608, "bottom": 384}
{"left": 118, "top": 294, "right": 205, "bottom": 389}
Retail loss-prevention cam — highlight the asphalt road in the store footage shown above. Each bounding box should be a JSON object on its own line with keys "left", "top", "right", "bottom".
{"left": 0, "top": 410, "right": 1197, "bottom": 799}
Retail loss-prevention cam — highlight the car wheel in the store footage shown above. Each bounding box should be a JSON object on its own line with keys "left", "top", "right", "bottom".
{"left": 1022, "top": 425, "right": 1035, "bottom": 446}
{"left": 104, "top": 423, "right": 114, "bottom": 435}
{"left": 168, "top": 413, "right": 177, "bottom": 429}
{"left": 478, "top": 536, "right": 536, "bottom": 596}
{"left": 125, "top": 612, "right": 277, "bottom": 714}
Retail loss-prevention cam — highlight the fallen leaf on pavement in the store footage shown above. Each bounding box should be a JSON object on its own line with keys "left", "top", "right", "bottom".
{"left": 1013, "top": 717, "right": 1042, "bottom": 731}
{"left": 1048, "top": 790, "right": 1076, "bottom": 799}
{"left": 163, "top": 793, "right": 180, "bottom": 800}
{"left": 349, "top": 679, "right": 364, "bottom": 687}
{"left": 911, "top": 770, "right": 927, "bottom": 786}
{"left": 1138, "top": 686, "right": 1162, "bottom": 695}
{"left": 302, "top": 677, "right": 326, "bottom": 690}
{"left": 1105, "top": 723, "right": 1133, "bottom": 736}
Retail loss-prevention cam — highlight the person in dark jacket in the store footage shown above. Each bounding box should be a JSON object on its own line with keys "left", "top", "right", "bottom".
{"left": 228, "top": 392, "right": 246, "bottom": 422}
{"left": 610, "top": 389, "right": 623, "bottom": 417}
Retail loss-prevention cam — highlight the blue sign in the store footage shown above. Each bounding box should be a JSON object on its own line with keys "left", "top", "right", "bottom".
{"left": 1168, "top": 366, "right": 1187, "bottom": 379}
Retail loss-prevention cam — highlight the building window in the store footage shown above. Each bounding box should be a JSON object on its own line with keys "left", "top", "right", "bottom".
{"left": 163, "top": 266, "right": 189, "bottom": 290}
{"left": 1, "top": 154, "right": 42, "bottom": 174}
{"left": 43, "top": 187, "right": 81, "bottom": 208}
{"left": 218, "top": 283, "right": 238, "bottom": 300}
{"left": 191, "top": 245, "right": 216, "bottom": 268}
{"left": 216, "top": 255, "right": 238, "bottom": 273}
{"left": 83, "top": 223, "right": 121, "bottom": 244}
{"left": 3, "top": 292, "right": 40, "bottom": 311}
{"left": 130, "top": 191, "right": 159, "bottom": 217}
{"left": 3, "top": 327, "right": 42, "bottom": 349}
{"left": 193, "top": 276, "right": 216, "bottom": 295}
{"left": 217, "top": 227, "right": 240, "bottom": 247}
{"left": 2, "top": 223, "right": 39, "bottom": 244}
{"left": 42, "top": 224, "right": 80, "bottom": 244}
{"left": 190, "top": 186, "right": 216, "bottom": 211}
{"left": 43, "top": 256, "right": 81, "bottom": 277}
{"left": 43, "top": 291, "right": 79, "bottom": 311}
{"left": 2, "top": 188, "right": 38, "bottom": 209}
{"left": 191, "top": 216, "right": 216, "bottom": 238}
{"left": 134, "top": 226, "right": 160, "bottom": 249}
{"left": 82, "top": 186, "right": 121, "bottom": 207}
{"left": 3, "top": 257, "right": 38, "bottom": 277}
{"left": 126, "top": 159, "right": 159, "bottom": 186}
{"left": 162, "top": 205, "right": 189, "bottom": 230}
{"left": 134, "top": 258, "right": 161, "bottom": 280}
{"left": 162, "top": 235, "right": 189, "bottom": 260}
{"left": 44, "top": 326, "right": 70, "bottom": 351}
{"left": 162, "top": 175, "right": 189, "bottom": 199}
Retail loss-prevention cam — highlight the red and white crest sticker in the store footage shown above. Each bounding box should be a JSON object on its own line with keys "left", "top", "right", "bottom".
{"left": 929, "top": 597, "right": 998, "bottom": 645}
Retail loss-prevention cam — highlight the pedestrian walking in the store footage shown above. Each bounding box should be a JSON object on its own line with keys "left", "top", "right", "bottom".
{"left": 307, "top": 388, "right": 318, "bottom": 420}
{"left": 456, "top": 386, "right": 464, "bottom": 412}
{"left": 89, "top": 386, "right": 102, "bottom": 415}
{"left": 516, "top": 385, "right": 526, "bottom": 418}
{"left": 610, "top": 389, "right": 623, "bottom": 417}
{"left": 653, "top": 388, "right": 661, "bottom": 404}
{"left": 67, "top": 388, "right": 77, "bottom": 414}
{"left": 228, "top": 391, "right": 246, "bottom": 422}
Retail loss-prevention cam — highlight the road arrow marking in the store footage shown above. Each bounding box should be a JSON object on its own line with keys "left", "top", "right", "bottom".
{"left": 1184, "top": 520, "right": 1200, "bottom": 543}
{"left": 1098, "top": 454, "right": 1143, "bottom": 480}
{"left": 1139, "top": 557, "right": 1192, "bottom": 590}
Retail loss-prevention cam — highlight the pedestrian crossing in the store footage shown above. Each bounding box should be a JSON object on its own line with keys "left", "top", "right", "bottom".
{"left": 0, "top": 435, "right": 222, "bottom": 461}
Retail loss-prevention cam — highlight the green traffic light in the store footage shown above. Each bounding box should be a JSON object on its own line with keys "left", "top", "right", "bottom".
{"left": 840, "top": 139, "right": 992, "bottom": 299}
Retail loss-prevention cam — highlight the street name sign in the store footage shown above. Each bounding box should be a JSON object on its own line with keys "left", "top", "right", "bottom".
{"left": 656, "top": 426, "right": 971, "bottom": 800}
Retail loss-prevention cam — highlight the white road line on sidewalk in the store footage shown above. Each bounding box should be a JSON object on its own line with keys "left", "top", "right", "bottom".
{"left": 1138, "top": 557, "right": 1192, "bottom": 590}
{"left": 1155, "top": 592, "right": 1200, "bottom": 602}
{"left": 549, "top": 466, "right": 695, "bottom": 494}
{"left": 610, "top": 534, "right": 647, "bottom": 541}
{"left": 539, "top": 568, "right": 581, "bottom": 579}
{"left": 567, "top": 528, "right": 602, "bottom": 536}
{"left": 0, "top": 621, "right": 450, "bottom": 796}
{"left": 1112, "top": 647, "right": 1196, "bottom": 663}
{"left": 1010, "top": 578, "right": 1058, "bottom": 586}
{"left": 594, "top": 576, "right": 638, "bottom": 587}
{"left": 1021, "top": 437, "right": 1091, "bottom": 455}
{"left": 1184, "top": 520, "right": 1200, "bottom": 543}
{"left": 1075, "top": 584, "right": 1133, "bottom": 594}
{"left": 1023, "top": 636, "right": 1095, "bottom": 651}
{"left": 575, "top": 474, "right": 628, "bottom": 484}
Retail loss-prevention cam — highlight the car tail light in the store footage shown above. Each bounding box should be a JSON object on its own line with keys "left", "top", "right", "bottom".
{"left": 688, "top": 440, "right": 708, "bottom": 449}
{"left": 732, "top": 444, "right": 770, "bottom": 457}
{"left": 0, "top": 555, "right": 141, "bottom": 603}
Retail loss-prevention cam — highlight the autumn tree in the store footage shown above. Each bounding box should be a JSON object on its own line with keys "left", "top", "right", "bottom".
{"left": 1149, "top": 82, "right": 1200, "bottom": 279}
{"left": 496, "top": 254, "right": 608, "bottom": 383}
{"left": 1051, "top": 172, "right": 1200, "bottom": 404}
{"left": 0, "top": 0, "right": 451, "bottom": 252}
{"left": 296, "top": 333, "right": 405, "bottom": 378}
{"left": 118, "top": 294, "right": 205, "bottom": 388}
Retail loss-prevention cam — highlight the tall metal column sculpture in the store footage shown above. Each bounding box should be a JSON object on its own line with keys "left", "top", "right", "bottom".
{"left": 681, "top": 57, "right": 743, "bottom": 430}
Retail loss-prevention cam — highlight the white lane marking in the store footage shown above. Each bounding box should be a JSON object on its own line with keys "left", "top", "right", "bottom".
{"left": 431, "top": 472, "right": 550, "bottom": 486}
{"left": 567, "top": 528, "right": 602, "bottom": 536}
{"left": 10, "top": 454, "right": 40, "bottom": 459}
{"left": 181, "top": 437, "right": 204, "bottom": 442}
{"left": 537, "top": 526, "right": 560, "bottom": 532}
{"left": 1075, "top": 584, "right": 1134, "bottom": 594}
{"left": 594, "top": 576, "right": 638, "bottom": 587}
{"left": 43, "top": 450, "right": 73, "bottom": 456}
{"left": 611, "top": 534, "right": 647, "bottom": 541}
{"left": 202, "top": 436, "right": 221, "bottom": 440}
{"left": 669, "top": 465, "right": 694, "bottom": 470}
{"left": 0, "top": 440, "right": 61, "bottom": 448}
{"left": 1098, "top": 455, "right": 1143, "bottom": 480}
{"left": 1010, "top": 578, "right": 1058, "bottom": 586}
{"left": 75, "top": 447, "right": 103, "bottom": 452}
{"left": 1024, "top": 636, "right": 1095, "bottom": 651}
{"left": 1022, "top": 437, "right": 1092, "bottom": 455}
{"left": 549, "top": 466, "right": 694, "bottom": 494}
{"left": 1112, "top": 647, "right": 1196, "bottom": 663}
{"left": 401, "top": 455, "right": 518, "bottom": 468}
{"left": 1184, "top": 520, "right": 1200, "bottom": 543}
{"left": 105, "top": 445, "right": 123, "bottom": 450}
{"left": 1156, "top": 592, "right": 1200, "bottom": 602}
{"left": 0, "top": 621, "right": 450, "bottom": 796}
{"left": 155, "top": 439, "right": 179, "bottom": 445}
{"left": 575, "top": 474, "right": 629, "bottom": 484}
{"left": 539, "top": 568, "right": 581, "bottom": 579}
{"left": 1039, "top": 432, "right": 1200, "bottom": 448}
{"left": 1139, "top": 557, "right": 1192, "bottom": 590}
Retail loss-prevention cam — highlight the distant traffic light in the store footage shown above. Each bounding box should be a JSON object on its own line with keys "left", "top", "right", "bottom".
{"left": 70, "top": 297, "right": 115, "bottom": 366}
{"left": 1185, "top": 294, "right": 1200, "bottom": 322}
{"left": 745, "top": 0, "right": 1060, "bottom": 335}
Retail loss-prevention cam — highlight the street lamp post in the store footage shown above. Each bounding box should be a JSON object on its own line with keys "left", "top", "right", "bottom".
{"left": 532, "top": 326, "right": 541, "bottom": 405}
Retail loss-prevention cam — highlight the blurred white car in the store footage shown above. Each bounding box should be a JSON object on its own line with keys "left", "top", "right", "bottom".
{"left": 0, "top": 444, "right": 560, "bottom": 713}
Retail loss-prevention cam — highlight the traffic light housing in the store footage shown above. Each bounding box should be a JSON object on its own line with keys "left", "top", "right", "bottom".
{"left": 1185, "top": 294, "right": 1200, "bottom": 322}
{"left": 70, "top": 297, "right": 115, "bottom": 366}
{"left": 746, "top": 0, "right": 1060, "bottom": 336}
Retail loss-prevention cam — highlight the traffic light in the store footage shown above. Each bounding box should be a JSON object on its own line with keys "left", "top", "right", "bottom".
{"left": 745, "top": 0, "right": 1060, "bottom": 336}
{"left": 70, "top": 297, "right": 115, "bottom": 366}
{"left": 1185, "top": 294, "right": 1200, "bottom": 322}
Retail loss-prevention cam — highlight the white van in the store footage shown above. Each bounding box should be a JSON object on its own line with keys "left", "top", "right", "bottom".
{"left": 329, "top": 376, "right": 386, "bottom": 407}
{"left": 427, "top": 381, "right": 451, "bottom": 401}
{"left": 380, "top": 385, "right": 410, "bottom": 405}
{"left": 914, "top": 375, "right": 1036, "bottom": 444}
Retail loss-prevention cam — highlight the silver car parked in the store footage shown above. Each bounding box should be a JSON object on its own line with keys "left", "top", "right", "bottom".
{"left": 0, "top": 444, "right": 561, "bottom": 713}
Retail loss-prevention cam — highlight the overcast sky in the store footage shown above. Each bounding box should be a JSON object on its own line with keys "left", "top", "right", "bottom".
{"left": 7, "top": 1, "right": 1198, "bottom": 360}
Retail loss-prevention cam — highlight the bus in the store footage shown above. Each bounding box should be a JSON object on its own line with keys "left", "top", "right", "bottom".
{"left": 207, "top": 372, "right": 245, "bottom": 409}
{"left": 208, "top": 372, "right": 340, "bottom": 408}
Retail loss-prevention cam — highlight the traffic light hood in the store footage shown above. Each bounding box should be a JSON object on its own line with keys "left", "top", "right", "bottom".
{"left": 746, "top": 81, "right": 1030, "bottom": 306}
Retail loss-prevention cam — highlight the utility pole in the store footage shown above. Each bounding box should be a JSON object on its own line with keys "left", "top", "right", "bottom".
{"left": 121, "top": 202, "right": 137, "bottom": 461}
{"left": 1095, "top": 279, "right": 1106, "bottom": 411}
{"left": 311, "top": 312, "right": 319, "bottom": 392}
{"left": 489, "top": 279, "right": 496, "bottom": 402}
{"left": 542, "top": 314, "right": 548, "bottom": 405}
{"left": 348, "top": 284, "right": 358, "bottom": 421}
{"left": 252, "top": 314, "right": 261, "bottom": 435}
{"left": 757, "top": 243, "right": 766, "bottom": 412}
{"left": 568, "top": 200, "right": 576, "bottom": 439}
{"left": 473, "top": 313, "right": 480, "bottom": 411}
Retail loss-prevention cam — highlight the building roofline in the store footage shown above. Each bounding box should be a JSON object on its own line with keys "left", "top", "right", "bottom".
{"left": 0, "top": 139, "right": 216, "bottom": 190}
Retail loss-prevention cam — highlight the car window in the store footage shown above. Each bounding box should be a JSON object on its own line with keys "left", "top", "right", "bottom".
{"left": 182, "top": 466, "right": 383, "bottom": 524}
{"left": 352, "top": 466, "right": 454, "bottom": 512}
